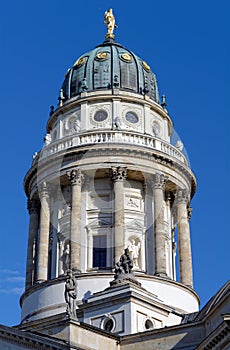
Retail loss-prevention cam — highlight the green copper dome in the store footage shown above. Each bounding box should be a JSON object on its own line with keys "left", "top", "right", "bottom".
{"left": 61, "top": 40, "right": 160, "bottom": 103}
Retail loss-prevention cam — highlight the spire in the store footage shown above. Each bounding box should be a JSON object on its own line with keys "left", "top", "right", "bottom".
{"left": 104, "top": 8, "right": 117, "bottom": 40}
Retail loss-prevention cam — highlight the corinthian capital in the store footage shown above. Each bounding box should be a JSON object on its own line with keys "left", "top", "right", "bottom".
{"left": 67, "top": 168, "right": 84, "bottom": 186}
{"left": 151, "top": 172, "right": 168, "bottom": 190}
{"left": 38, "top": 182, "right": 49, "bottom": 198}
{"left": 187, "top": 207, "right": 193, "bottom": 220}
{"left": 111, "top": 166, "right": 127, "bottom": 182}
{"left": 176, "top": 188, "right": 190, "bottom": 204}
{"left": 27, "top": 199, "right": 39, "bottom": 215}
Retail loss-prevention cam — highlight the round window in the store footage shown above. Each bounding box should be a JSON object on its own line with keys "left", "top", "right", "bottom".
{"left": 125, "top": 112, "right": 139, "bottom": 124}
{"left": 104, "top": 318, "right": 114, "bottom": 332}
{"left": 94, "top": 110, "right": 108, "bottom": 122}
{"left": 145, "top": 319, "right": 154, "bottom": 330}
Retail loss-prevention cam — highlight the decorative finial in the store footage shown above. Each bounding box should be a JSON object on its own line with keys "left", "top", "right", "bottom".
{"left": 161, "top": 94, "right": 167, "bottom": 110}
{"left": 58, "top": 89, "right": 65, "bottom": 107}
{"left": 104, "top": 8, "right": 117, "bottom": 40}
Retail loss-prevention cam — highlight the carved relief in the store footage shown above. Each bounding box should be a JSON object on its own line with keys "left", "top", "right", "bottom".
{"left": 125, "top": 197, "right": 140, "bottom": 210}
{"left": 63, "top": 110, "right": 81, "bottom": 136}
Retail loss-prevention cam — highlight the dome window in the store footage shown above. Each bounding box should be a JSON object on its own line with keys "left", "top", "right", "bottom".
{"left": 125, "top": 111, "right": 139, "bottom": 124}
{"left": 144, "top": 318, "right": 155, "bottom": 330}
{"left": 94, "top": 110, "right": 108, "bottom": 122}
{"left": 102, "top": 315, "right": 115, "bottom": 332}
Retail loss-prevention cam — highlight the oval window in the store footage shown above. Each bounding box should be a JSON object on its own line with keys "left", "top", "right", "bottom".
{"left": 125, "top": 112, "right": 139, "bottom": 124}
{"left": 104, "top": 318, "right": 114, "bottom": 332}
{"left": 94, "top": 110, "right": 108, "bottom": 122}
{"left": 145, "top": 319, "right": 154, "bottom": 330}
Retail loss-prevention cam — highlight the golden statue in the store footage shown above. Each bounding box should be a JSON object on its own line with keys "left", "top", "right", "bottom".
{"left": 104, "top": 8, "right": 117, "bottom": 39}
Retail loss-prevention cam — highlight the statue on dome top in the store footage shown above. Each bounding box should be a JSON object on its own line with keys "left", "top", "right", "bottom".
{"left": 104, "top": 8, "right": 117, "bottom": 39}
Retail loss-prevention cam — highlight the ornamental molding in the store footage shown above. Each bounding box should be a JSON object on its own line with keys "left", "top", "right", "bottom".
{"left": 151, "top": 172, "right": 168, "bottom": 190}
{"left": 27, "top": 199, "right": 39, "bottom": 214}
{"left": 89, "top": 103, "right": 111, "bottom": 127}
{"left": 176, "top": 188, "right": 190, "bottom": 204}
{"left": 24, "top": 147, "right": 196, "bottom": 198}
{"left": 111, "top": 166, "right": 127, "bottom": 182}
{"left": 67, "top": 168, "right": 84, "bottom": 186}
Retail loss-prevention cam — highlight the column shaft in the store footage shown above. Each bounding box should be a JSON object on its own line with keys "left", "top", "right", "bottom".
{"left": 177, "top": 189, "right": 193, "bottom": 288}
{"left": 25, "top": 200, "right": 39, "bottom": 289}
{"left": 36, "top": 183, "right": 50, "bottom": 282}
{"left": 112, "top": 167, "right": 126, "bottom": 264}
{"left": 68, "top": 169, "right": 83, "bottom": 272}
{"left": 152, "top": 173, "right": 168, "bottom": 277}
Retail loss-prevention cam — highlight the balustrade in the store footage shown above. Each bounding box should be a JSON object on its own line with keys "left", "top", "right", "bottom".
{"left": 40, "top": 130, "right": 187, "bottom": 165}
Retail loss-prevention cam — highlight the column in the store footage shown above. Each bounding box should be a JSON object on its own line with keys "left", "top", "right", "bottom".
{"left": 165, "top": 193, "right": 173, "bottom": 279}
{"left": 111, "top": 166, "right": 127, "bottom": 264}
{"left": 68, "top": 168, "right": 84, "bottom": 272}
{"left": 25, "top": 199, "right": 39, "bottom": 289}
{"left": 36, "top": 182, "right": 50, "bottom": 282}
{"left": 177, "top": 189, "right": 193, "bottom": 288}
{"left": 152, "top": 172, "right": 168, "bottom": 277}
{"left": 144, "top": 181, "right": 154, "bottom": 275}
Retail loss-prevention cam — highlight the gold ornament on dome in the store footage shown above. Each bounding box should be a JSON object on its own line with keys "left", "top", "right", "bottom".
{"left": 121, "top": 53, "right": 132, "bottom": 62}
{"left": 142, "top": 61, "right": 150, "bottom": 72}
{"left": 74, "top": 57, "right": 86, "bottom": 67}
{"left": 96, "top": 52, "right": 109, "bottom": 60}
{"left": 104, "top": 8, "right": 117, "bottom": 39}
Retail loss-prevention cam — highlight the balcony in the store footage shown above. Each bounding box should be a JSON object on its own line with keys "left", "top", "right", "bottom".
{"left": 40, "top": 130, "right": 188, "bottom": 165}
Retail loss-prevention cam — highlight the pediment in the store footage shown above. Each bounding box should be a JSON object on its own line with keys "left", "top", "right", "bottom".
{"left": 86, "top": 219, "right": 112, "bottom": 229}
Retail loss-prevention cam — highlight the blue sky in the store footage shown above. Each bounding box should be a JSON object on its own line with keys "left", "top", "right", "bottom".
{"left": 0, "top": 0, "right": 229, "bottom": 326}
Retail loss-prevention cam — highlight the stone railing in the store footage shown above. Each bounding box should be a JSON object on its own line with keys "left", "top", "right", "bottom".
{"left": 40, "top": 130, "right": 188, "bottom": 165}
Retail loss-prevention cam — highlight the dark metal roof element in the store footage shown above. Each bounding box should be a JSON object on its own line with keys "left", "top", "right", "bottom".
{"left": 61, "top": 41, "right": 160, "bottom": 103}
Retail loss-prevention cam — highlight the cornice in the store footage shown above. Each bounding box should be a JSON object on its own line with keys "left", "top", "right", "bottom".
{"left": 24, "top": 143, "right": 196, "bottom": 198}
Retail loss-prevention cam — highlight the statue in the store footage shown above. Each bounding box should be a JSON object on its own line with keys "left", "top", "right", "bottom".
{"left": 114, "top": 116, "right": 122, "bottom": 130}
{"left": 111, "top": 249, "right": 141, "bottom": 287}
{"left": 44, "top": 133, "right": 51, "bottom": 145}
{"left": 72, "top": 119, "right": 81, "bottom": 133}
{"left": 115, "top": 248, "right": 133, "bottom": 276}
{"left": 64, "top": 269, "right": 78, "bottom": 318}
{"left": 104, "top": 9, "right": 117, "bottom": 39}
{"left": 127, "top": 239, "right": 140, "bottom": 269}
{"left": 62, "top": 243, "right": 70, "bottom": 272}
{"left": 175, "top": 140, "right": 184, "bottom": 151}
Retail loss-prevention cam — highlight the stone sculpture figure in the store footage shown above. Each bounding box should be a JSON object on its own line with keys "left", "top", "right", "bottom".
{"left": 111, "top": 249, "right": 141, "bottom": 287}
{"left": 115, "top": 248, "right": 133, "bottom": 276}
{"left": 44, "top": 133, "right": 51, "bottom": 145}
{"left": 104, "top": 9, "right": 117, "bottom": 38}
{"left": 127, "top": 239, "right": 140, "bottom": 269}
{"left": 62, "top": 243, "right": 70, "bottom": 272}
{"left": 64, "top": 269, "right": 77, "bottom": 318}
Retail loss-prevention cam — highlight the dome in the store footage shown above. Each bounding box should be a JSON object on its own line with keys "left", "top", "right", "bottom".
{"left": 61, "top": 40, "right": 160, "bottom": 103}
